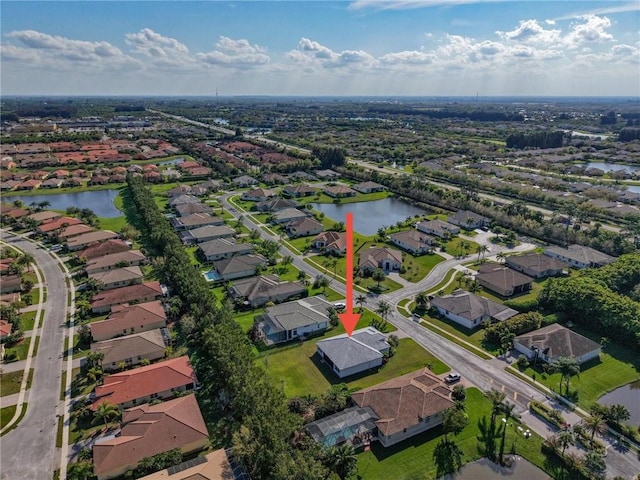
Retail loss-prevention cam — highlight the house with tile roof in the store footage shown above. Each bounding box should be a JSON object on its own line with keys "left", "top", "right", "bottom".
{"left": 91, "top": 355, "right": 196, "bottom": 411}
{"left": 257, "top": 296, "right": 332, "bottom": 345}
{"left": 317, "top": 327, "right": 390, "bottom": 378}
{"left": 37, "top": 217, "right": 82, "bottom": 234}
{"left": 270, "top": 208, "right": 308, "bottom": 225}
{"left": 26, "top": 210, "right": 61, "bottom": 225}
{"left": 170, "top": 213, "right": 224, "bottom": 231}
{"left": 211, "top": 254, "right": 267, "bottom": 281}
{"left": 241, "top": 187, "right": 277, "bottom": 202}
{"left": 416, "top": 219, "right": 460, "bottom": 238}
{"left": 90, "top": 300, "right": 167, "bottom": 341}
{"left": 506, "top": 253, "right": 568, "bottom": 279}
{"left": 91, "top": 329, "right": 167, "bottom": 371}
{"left": 199, "top": 238, "right": 254, "bottom": 262}
{"left": 312, "top": 231, "right": 347, "bottom": 256}
{"left": 389, "top": 230, "right": 436, "bottom": 255}
{"left": 179, "top": 225, "right": 236, "bottom": 245}
{"left": 323, "top": 185, "right": 356, "bottom": 198}
{"left": 85, "top": 250, "right": 147, "bottom": 274}
{"left": 232, "top": 175, "right": 258, "bottom": 187}
{"left": 514, "top": 324, "right": 601, "bottom": 365}
{"left": 351, "top": 368, "right": 455, "bottom": 447}
{"left": 174, "top": 202, "right": 213, "bottom": 217}
{"left": 256, "top": 197, "right": 299, "bottom": 212}
{"left": 229, "top": 275, "right": 306, "bottom": 308}
{"left": 93, "top": 394, "right": 208, "bottom": 480}
{"left": 52, "top": 224, "right": 94, "bottom": 240}
{"left": 0, "top": 274, "right": 22, "bottom": 293}
{"left": 544, "top": 244, "right": 616, "bottom": 269}
{"left": 91, "top": 281, "right": 164, "bottom": 314}
{"left": 0, "top": 319, "right": 13, "bottom": 341}
{"left": 352, "top": 181, "right": 386, "bottom": 193}
{"left": 447, "top": 210, "right": 491, "bottom": 230}
{"left": 76, "top": 239, "right": 131, "bottom": 260}
{"left": 66, "top": 230, "right": 118, "bottom": 251}
{"left": 89, "top": 266, "right": 144, "bottom": 290}
{"left": 430, "top": 289, "right": 519, "bottom": 329}
{"left": 286, "top": 216, "right": 324, "bottom": 238}
{"left": 358, "top": 247, "right": 403, "bottom": 274}
{"left": 136, "top": 448, "right": 248, "bottom": 480}
{"left": 475, "top": 264, "right": 534, "bottom": 297}
{"left": 283, "top": 183, "right": 316, "bottom": 197}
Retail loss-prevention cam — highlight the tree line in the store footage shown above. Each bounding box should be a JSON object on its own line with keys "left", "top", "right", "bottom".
{"left": 126, "top": 176, "right": 335, "bottom": 479}
{"left": 505, "top": 130, "right": 566, "bottom": 149}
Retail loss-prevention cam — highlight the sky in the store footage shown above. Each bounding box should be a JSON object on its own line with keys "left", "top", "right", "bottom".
{"left": 1, "top": 1, "right": 639, "bottom": 97}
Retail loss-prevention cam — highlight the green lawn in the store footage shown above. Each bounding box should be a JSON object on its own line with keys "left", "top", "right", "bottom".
{"left": 0, "top": 405, "right": 17, "bottom": 429}
{"left": 442, "top": 237, "right": 480, "bottom": 258}
{"left": 420, "top": 320, "right": 493, "bottom": 360}
{"left": 20, "top": 310, "right": 38, "bottom": 331}
{"left": 421, "top": 312, "right": 489, "bottom": 352}
{"left": 517, "top": 327, "right": 640, "bottom": 409}
{"left": 70, "top": 367, "right": 97, "bottom": 398}
{"left": 357, "top": 388, "right": 561, "bottom": 480}
{"left": 399, "top": 253, "right": 445, "bottom": 283}
{"left": 308, "top": 286, "right": 343, "bottom": 302}
{"left": 234, "top": 310, "right": 260, "bottom": 332}
{"left": 0, "top": 369, "right": 33, "bottom": 397}
{"left": 257, "top": 328, "right": 447, "bottom": 398}
{"left": 98, "top": 215, "right": 127, "bottom": 233}
{"left": 4, "top": 338, "right": 31, "bottom": 361}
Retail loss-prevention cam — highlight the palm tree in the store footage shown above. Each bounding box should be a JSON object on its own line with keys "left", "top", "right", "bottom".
{"left": 498, "top": 401, "right": 516, "bottom": 464}
{"left": 375, "top": 300, "right": 390, "bottom": 321}
{"left": 372, "top": 268, "right": 385, "bottom": 288}
{"left": 355, "top": 294, "right": 367, "bottom": 313}
{"left": 549, "top": 356, "right": 580, "bottom": 396}
{"left": 17, "top": 253, "right": 35, "bottom": 273}
{"left": 93, "top": 401, "right": 120, "bottom": 428}
{"left": 496, "top": 252, "right": 506, "bottom": 263}
{"left": 86, "top": 366, "right": 103, "bottom": 385}
{"left": 585, "top": 414, "right": 607, "bottom": 440}
{"left": 556, "top": 430, "right": 574, "bottom": 457}
{"left": 414, "top": 291, "right": 429, "bottom": 310}
{"left": 476, "top": 244, "right": 489, "bottom": 264}
{"left": 325, "top": 444, "right": 357, "bottom": 480}
{"left": 37, "top": 200, "right": 51, "bottom": 210}
{"left": 67, "top": 460, "right": 94, "bottom": 480}
{"left": 279, "top": 255, "right": 293, "bottom": 274}
{"left": 606, "top": 404, "right": 631, "bottom": 426}
{"left": 323, "top": 384, "right": 350, "bottom": 414}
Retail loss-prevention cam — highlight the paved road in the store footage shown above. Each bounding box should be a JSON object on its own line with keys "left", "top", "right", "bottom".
{"left": 1, "top": 232, "right": 69, "bottom": 480}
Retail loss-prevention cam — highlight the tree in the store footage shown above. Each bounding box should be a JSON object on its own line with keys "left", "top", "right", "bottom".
{"left": 442, "top": 407, "right": 468, "bottom": 442}
{"left": 86, "top": 366, "right": 103, "bottom": 385}
{"left": 433, "top": 439, "right": 464, "bottom": 477}
{"left": 375, "top": 300, "right": 390, "bottom": 321}
{"left": 476, "top": 244, "right": 489, "bottom": 264}
{"left": 325, "top": 444, "right": 357, "bottom": 480}
{"left": 549, "top": 356, "right": 580, "bottom": 396}
{"left": 372, "top": 268, "right": 385, "bottom": 288}
{"left": 17, "top": 253, "right": 35, "bottom": 273}
{"left": 583, "top": 451, "right": 606, "bottom": 475}
{"left": 313, "top": 275, "right": 330, "bottom": 294}
{"left": 484, "top": 389, "right": 506, "bottom": 460}
{"left": 279, "top": 255, "right": 293, "bottom": 274}
{"left": 355, "top": 294, "right": 367, "bottom": 313}
{"left": 606, "top": 403, "right": 631, "bottom": 426}
{"left": 76, "top": 324, "right": 92, "bottom": 346}
{"left": 556, "top": 430, "right": 574, "bottom": 457}
{"left": 496, "top": 252, "right": 506, "bottom": 263}
{"left": 322, "top": 384, "right": 350, "bottom": 416}
{"left": 585, "top": 414, "right": 607, "bottom": 440}
{"left": 477, "top": 415, "right": 503, "bottom": 461}
{"left": 498, "top": 401, "right": 516, "bottom": 465}
{"left": 86, "top": 351, "right": 104, "bottom": 369}
{"left": 414, "top": 291, "right": 429, "bottom": 309}
{"left": 66, "top": 460, "right": 93, "bottom": 480}
{"left": 93, "top": 401, "right": 120, "bottom": 428}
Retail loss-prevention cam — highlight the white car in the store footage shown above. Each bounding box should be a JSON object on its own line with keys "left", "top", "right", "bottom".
{"left": 444, "top": 372, "right": 461, "bottom": 384}
{"left": 333, "top": 302, "right": 346, "bottom": 310}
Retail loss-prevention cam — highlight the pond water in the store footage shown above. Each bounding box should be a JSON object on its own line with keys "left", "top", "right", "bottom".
{"left": 582, "top": 162, "right": 640, "bottom": 174}
{"left": 4, "top": 189, "right": 122, "bottom": 218}
{"left": 158, "top": 157, "right": 185, "bottom": 166}
{"left": 312, "top": 197, "right": 428, "bottom": 236}
{"left": 598, "top": 380, "right": 640, "bottom": 425}
{"left": 439, "top": 457, "right": 551, "bottom": 480}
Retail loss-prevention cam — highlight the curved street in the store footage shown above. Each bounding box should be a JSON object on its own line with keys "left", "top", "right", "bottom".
{"left": 1, "top": 232, "right": 70, "bottom": 480}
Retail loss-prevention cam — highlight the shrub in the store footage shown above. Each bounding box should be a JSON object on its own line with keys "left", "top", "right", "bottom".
{"left": 484, "top": 312, "right": 543, "bottom": 344}
{"left": 516, "top": 355, "right": 529, "bottom": 370}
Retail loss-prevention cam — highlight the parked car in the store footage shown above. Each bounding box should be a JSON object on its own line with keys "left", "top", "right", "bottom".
{"left": 333, "top": 302, "right": 346, "bottom": 311}
{"left": 444, "top": 372, "right": 461, "bottom": 384}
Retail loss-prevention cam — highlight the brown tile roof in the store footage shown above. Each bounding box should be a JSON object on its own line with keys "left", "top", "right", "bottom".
{"left": 476, "top": 265, "right": 533, "bottom": 292}
{"left": 56, "top": 224, "right": 94, "bottom": 239}
{"left": 136, "top": 449, "right": 235, "bottom": 480}
{"left": 351, "top": 368, "right": 455, "bottom": 437}
{"left": 506, "top": 253, "right": 568, "bottom": 274}
{"left": 91, "top": 329, "right": 166, "bottom": 366}
{"left": 66, "top": 230, "right": 118, "bottom": 249}
{"left": 92, "top": 355, "right": 195, "bottom": 410}
{"left": 89, "top": 266, "right": 143, "bottom": 286}
{"left": 91, "top": 281, "right": 163, "bottom": 311}
{"left": 90, "top": 300, "right": 167, "bottom": 340}
{"left": 77, "top": 239, "right": 131, "bottom": 260}
{"left": 514, "top": 324, "right": 601, "bottom": 359}
{"left": 85, "top": 250, "right": 146, "bottom": 272}
{"left": 38, "top": 216, "right": 82, "bottom": 233}
{"left": 27, "top": 211, "right": 61, "bottom": 223}
{"left": 93, "top": 394, "right": 208, "bottom": 478}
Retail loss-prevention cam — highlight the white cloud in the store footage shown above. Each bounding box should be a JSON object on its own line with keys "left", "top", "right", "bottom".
{"left": 289, "top": 38, "right": 374, "bottom": 68}
{"left": 125, "top": 28, "right": 189, "bottom": 57}
{"left": 496, "top": 19, "right": 561, "bottom": 44}
{"left": 196, "top": 36, "right": 269, "bottom": 66}
{"left": 565, "top": 15, "right": 614, "bottom": 48}
{"left": 379, "top": 50, "right": 435, "bottom": 65}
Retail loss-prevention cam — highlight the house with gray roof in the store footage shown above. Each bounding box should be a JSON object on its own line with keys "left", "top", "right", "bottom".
{"left": 179, "top": 225, "right": 236, "bottom": 245}
{"left": 256, "top": 197, "right": 299, "bottom": 212}
{"left": 514, "top": 324, "right": 601, "bottom": 365}
{"left": 91, "top": 329, "right": 167, "bottom": 372}
{"left": 359, "top": 247, "right": 403, "bottom": 274}
{"left": 228, "top": 274, "right": 306, "bottom": 307}
{"left": 232, "top": 175, "right": 258, "bottom": 187}
{"left": 352, "top": 181, "right": 385, "bottom": 193}
{"left": 416, "top": 219, "right": 460, "bottom": 238}
{"left": 283, "top": 184, "right": 316, "bottom": 197}
{"left": 170, "top": 213, "right": 224, "bottom": 231}
{"left": 85, "top": 250, "right": 147, "bottom": 275}
{"left": 257, "top": 296, "right": 332, "bottom": 345}
{"left": 212, "top": 254, "right": 267, "bottom": 281}
{"left": 168, "top": 194, "right": 201, "bottom": 207}
{"left": 544, "top": 244, "right": 616, "bottom": 269}
{"left": 89, "top": 266, "right": 144, "bottom": 290}
{"left": 475, "top": 264, "right": 533, "bottom": 297}
{"left": 286, "top": 216, "right": 324, "bottom": 238}
{"left": 174, "top": 202, "right": 213, "bottom": 217}
{"left": 430, "top": 289, "right": 518, "bottom": 329}
{"left": 447, "top": 210, "right": 491, "bottom": 230}
{"left": 390, "top": 230, "right": 435, "bottom": 255}
{"left": 199, "top": 238, "right": 253, "bottom": 262}
{"left": 271, "top": 208, "right": 309, "bottom": 225}
{"left": 506, "top": 253, "right": 568, "bottom": 279}
{"left": 316, "top": 327, "right": 390, "bottom": 378}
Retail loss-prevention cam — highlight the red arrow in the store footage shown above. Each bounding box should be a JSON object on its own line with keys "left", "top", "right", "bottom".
{"left": 338, "top": 212, "right": 360, "bottom": 336}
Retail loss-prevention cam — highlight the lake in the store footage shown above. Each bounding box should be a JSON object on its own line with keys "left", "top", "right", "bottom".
{"left": 312, "top": 197, "right": 428, "bottom": 236}
{"left": 4, "top": 189, "right": 122, "bottom": 218}
{"left": 598, "top": 380, "right": 640, "bottom": 425}
{"left": 583, "top": 162, "right": 640, "bottom": 174}
{"left": 439, "top": 457, "right": 551, "bottom": 480}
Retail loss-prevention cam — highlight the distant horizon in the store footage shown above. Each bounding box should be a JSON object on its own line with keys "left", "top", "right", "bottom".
{"left": 2, "top": 1, "right": 638, "bottom": 97}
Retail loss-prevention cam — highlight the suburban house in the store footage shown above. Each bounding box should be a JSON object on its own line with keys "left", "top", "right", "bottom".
{"left": 257, "top": 296, "right": 332, "bottom": 345}
{"left": 256, "top": 197, "right": 299, "bottom": 212}
{"left": 76, "top": 239, "right": 131, "bottom": 260}
{"left": 0, "top": 274, "right": 22, "bottom": 293}
{"left": 26, "top": 211, "right": 61, "bottom": 224}
{"left": 505, "top": 253, "right": 568, "bottom": 279}
{"left": 179, "top": 225, "right": 236, "bottom": 245}
{"left": 0, "top": 320, "right": 13, "bottom": 341}
{"left": 263, "top": 173, "right": 288, "bottom": 185}
{"left": 66, "top": 230, "right": 119, "bottom": 251}
{"left": 228, "top": 275, "right": 307, "bottom": 307}
{"left": 307, "top": 406, "right": 379, "bottom": 448}
{"left": 283, "top": 184, "right": 316, "bottom": 197}
{"left": 232, "top": 175, "right": 258, "bottom": 187}
{"left": 286, "top": 216, "right": 324, "bottom": 237}
{"left": 416, "top": 219, "right": 460, "bottom": 238}
{"left": 352, "top": 181, "right": 385, "bottom": 193}
{"left": 136, "top": 448, "right": 245, "bottom": 480}
{"left": 85, "top": 250, "right": 147, "bottom": 275}
{"left": 170, "top": 213, "right": 224, "bottom": 231}
{"left": 544, "top": 244, "right": 616, "bottom": 269}
{"left": 168, "top": 194, "right": 201, "bottom": 208}
{"left": 271, "top": 208, "right": 308, "bottom": 225}
{"left": 389, "top": 230, "right": 436, "bottom": 255}
{"left": 93, "top": 394, "right": 208, "bottom": 480}
{"left": 90, "top": 300, "right": 167, "bottom": 341}
{"left": 90, "top": 329, "right": 166, "bottom": 371}
{"left": 211, "top": 254, "right": 267, "bottom": 281}
{"left": 91, "top": 281, "right": 164, "bottom": 314}
{"left": 447, "top": 210, "right": 491, "bottom": 230}
{"left": 314, "top": 169, "right": 340, "bottom": 180}
{"left": 88, "top": 266, "right": 144, "bottom": 290}
{"left": 359, "top": 247, "right": 403, "bottom": 273}
{"left": 312, "top": 231, "right": 347, "bottom": 256}
{"left": 514, "top": 324, "right": 601, "bottom": 365}
{"left": 475, "top": 264, "right": 534, "bottom": 297}
{"left": 53, "top": 224, "right": 94, "bottom": 240}
{"left": 174, "top": 202, "right": 213, "bottom": 217}
{"left": 430, "top": 289, "right": 519, "bottom": 329}
{"left": 91, "top": 355, "right": 197, "bottom": 411}
{"left": 36, "top": 216, "right": 82, "bottom": 234}
{"left": 351, "top": 368, "right": 455, "bottom": 447}
{"left": 199, "top": 238, "right": 254, "bottom": 262}
{"left": 323, "top": 185, "right": 356, "bottom": 198}
{"left": 241, "top": 187, "right": 277, "bottom": 202}
{"left": 316, "top": 327, "right": 390, "bottom": 378}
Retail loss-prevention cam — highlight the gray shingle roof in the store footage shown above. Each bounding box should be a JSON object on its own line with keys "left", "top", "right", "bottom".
{"left": 317, "top": 327, "right": 390, "bottom": 371}
{"left": 514, "top": 324, "right": 601, "bottom": 359}
{"left": 430, "top": 290, "right": 518, "bottom": 322}
{"left": 262, "top": 296, "right": 332, "bottom": 332}
{"left": 199, "top": 238, "right": 253, "bottom": 257}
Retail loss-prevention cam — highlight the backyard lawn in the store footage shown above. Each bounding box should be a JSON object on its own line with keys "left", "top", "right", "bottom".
{"left": 0, "top": 369, "right": 33, "bottom": 397}
{"left": 399, "top": 253, "right": 445, "bottom": 283}
{"left": 257, "top": 323, "right": 448, "bottom": 398}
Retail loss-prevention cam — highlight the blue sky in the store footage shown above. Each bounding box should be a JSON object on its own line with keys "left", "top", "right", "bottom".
{"left": 1, "top": 1, "right": 639, "bottom": 96}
